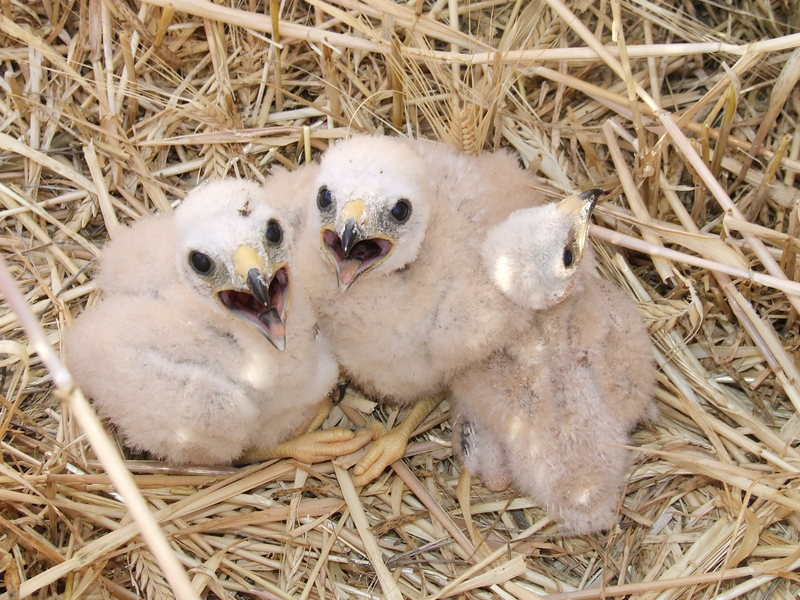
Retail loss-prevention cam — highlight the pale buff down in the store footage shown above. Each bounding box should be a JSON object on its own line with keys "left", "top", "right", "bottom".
{"left": 295, "top": 135, "right": 546, "bottom": 484}
{"left": 62, "top": 179, "right": 345, "bottom": 465}
{"left": 298, "top": 135, "right": 542, "bottom": 405}
{"left": 451, "top": 194, "right": 657, "bottom": 535}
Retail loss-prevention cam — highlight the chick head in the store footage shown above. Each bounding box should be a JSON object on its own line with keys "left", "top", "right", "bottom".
{"left": 314, "top": 135, "right": 431, "bottom": 290}
{"left": 484, "top": 189, "right": 601, "bottom": 310}
{"left": 173, "top": 179, "right": 294, "bottom": 351}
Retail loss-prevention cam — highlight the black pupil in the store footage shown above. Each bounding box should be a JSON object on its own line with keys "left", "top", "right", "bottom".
{"left": 266, "top": 219, "right": 282, "bottom": 244}
{"left": 563, "top": 247, "right": 574, "bottom": 268}
{"left": 190, "top": 251, "right": 213, "bottom": 274}
{"left": 391, "top": 199, "right": 411, "bottom": 222}
{"left": 317, "top": 186, "right": 332, "bottom": 209}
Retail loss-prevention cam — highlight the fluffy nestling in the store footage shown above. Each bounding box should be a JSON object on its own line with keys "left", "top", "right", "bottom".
{"left": 299, "top": 135, "right": 542, "bottom": 484}
{"left": 451, "top": 190, "right": 657, "bottom": 534}
{"left": 64, "top": 178, "right": 371, "bottom": 465}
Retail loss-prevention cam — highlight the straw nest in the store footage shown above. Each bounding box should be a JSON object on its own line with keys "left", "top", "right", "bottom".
{"left": 1, "top": 1, "right": 799, "bottom": 598}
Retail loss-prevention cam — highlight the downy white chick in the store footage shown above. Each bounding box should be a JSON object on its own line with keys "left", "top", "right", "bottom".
{"left": 64, "top": 178, "right": 372, "bottom": 465}
{"left": 299, "top": 135, "right": 542, "bottom": 484}
{"left": 451, "top": 190, "right": 657, "bottom": 535}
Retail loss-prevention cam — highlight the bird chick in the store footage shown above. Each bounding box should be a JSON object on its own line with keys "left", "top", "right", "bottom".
{"left": 64, "top": 178, "right": 372, "bottom": 465}
{"left": 451, "top": 191, "right": 657, "bottom": 535}
{"left": 299, "top": 135, "right": 542, "bottom": 484}
{"left": 92, "top": 213, "right": 178, "bottom": 298}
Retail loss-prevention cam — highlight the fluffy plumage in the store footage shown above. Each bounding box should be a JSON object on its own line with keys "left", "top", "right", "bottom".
{"left": 451, "top": 192, "right": 657, "bottom": 534}
{"left": 64, "top": 178, "right": 358, "bottom": 465}
{"left": 483, "top": 192, "right": 596, "bottom": 311}
{"left": 302, "top": 135, "right": 540, "bottom": 404}
{"left": 93, "top": 214, "right": 178, "bottom": 298}
{"left": 298, "top": 135, "right": 543, "bottom": 483}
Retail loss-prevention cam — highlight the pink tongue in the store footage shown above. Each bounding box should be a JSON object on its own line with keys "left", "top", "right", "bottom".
{"left": 338, "top": 258, "right": 362, "bottom": 288}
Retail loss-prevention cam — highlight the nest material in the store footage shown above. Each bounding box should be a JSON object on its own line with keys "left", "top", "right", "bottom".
{"left": 1, "top": 0, "right": 799, "bottom": 598}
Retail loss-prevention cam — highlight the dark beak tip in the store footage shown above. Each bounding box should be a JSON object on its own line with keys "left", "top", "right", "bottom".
{"left": 579, "top": 189, "right": 603, "bottom": 211}
{"left": 246, "top": 268, "right": 270, "bottom": 306}
{"left": 341, "top": 220, "right": 359, "bottom": 257}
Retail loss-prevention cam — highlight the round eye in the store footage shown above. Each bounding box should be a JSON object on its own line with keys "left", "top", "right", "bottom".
{"left": 563, "top": 247, "right": 574, "bottom": 268}
{"left": 266, "top": 219, "right": 283, "bottom": 244}
{"left": 390, "top": 199, "right": 411, "bottom": 223}
{"left": 189, "top": 251, "right": 214, "bottom": 275}
{"left": 317, "top": 185, "right": 332, "bottom": 210}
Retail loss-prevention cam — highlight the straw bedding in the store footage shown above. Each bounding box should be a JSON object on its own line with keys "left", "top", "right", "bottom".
{"left": 1, "top": 0, "right": 799, "bottom": 598}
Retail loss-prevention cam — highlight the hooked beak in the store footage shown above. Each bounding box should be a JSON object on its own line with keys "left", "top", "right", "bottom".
{"left": 557, "top": 189, "right": 601, "bottom": 257}
{"left": 247, "top": 268, "right": 269, "bottom": 306}
{"left": 575, "top": 189, "right": 601, "bottom": 253}
{"left": 217, "top": 246, "right": 290, "bottom": 352}
{"left": 579, "top": 189, "right": 602, "bottom": 213}
{"left": 341, "top": 219, "right": 359, "bottom": 257}
{"left": 320, "top": 200, "right": 394, "bottom": 291}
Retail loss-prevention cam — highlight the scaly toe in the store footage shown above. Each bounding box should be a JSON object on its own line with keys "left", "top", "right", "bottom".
{"left": 311, "top": 428, "right": 356, "bottom": 443}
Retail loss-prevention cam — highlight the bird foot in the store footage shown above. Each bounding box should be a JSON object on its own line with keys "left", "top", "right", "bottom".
{"left": 351, "top": 423, "right": 409, "bottom": 486}
{"left": 276, "top": 427, "right": 378, "bottom": 463}
{"left": 351, "top": 394, "right": 445, "bottom": 486}
{"left": 304, "top": 397, "right": 335, "bottom": 432}
{"left": 353, "top": 430, "right": 408, "bottom": 486}
{"left": 241, "top": 427, "right": 376, "bottom": 465}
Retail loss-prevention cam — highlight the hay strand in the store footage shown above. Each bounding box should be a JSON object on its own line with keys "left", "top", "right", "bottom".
{"left": 1, "top": 1, "right": 799, "bottom": 598}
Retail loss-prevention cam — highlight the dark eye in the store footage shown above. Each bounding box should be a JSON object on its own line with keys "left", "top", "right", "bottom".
{"left": 317, "top": 186, "right": 332, "bottom": 210}
{"left": 390, "top": 199, "right": 411, "bottom": 223}
{"left": 563, "top": 247, "right": 574, "bottom": 268}
{"left": 266, "top": 219, "right": 283, "bottom": 244}
{"left": 189, "top": 251, "right": 214, "bottom": 275}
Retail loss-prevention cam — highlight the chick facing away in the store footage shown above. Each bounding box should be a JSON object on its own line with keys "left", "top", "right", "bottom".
{"left": 451, "top": 190, "right": 657, "bottom": 535}
{"left": 64, "top": 178, "right": 372, "bottom": 465}
{"left": 298, "top": 135, "right": 543, "bottom": 484}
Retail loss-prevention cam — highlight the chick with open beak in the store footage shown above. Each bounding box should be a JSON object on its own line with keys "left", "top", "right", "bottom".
{"left": 300, "top": 135, "right": 547, "bottom": 486}
{"left": 183, "top": 212, "right": 291, "bottom": 352}
{"left": 63, "top": 178, "right": 376, "bottom": 466}
{"left": 216, "top": 244, "right": 290, "bottom": 352}
{"left": 318, "top": 187, "right": 414, "bottom": 291}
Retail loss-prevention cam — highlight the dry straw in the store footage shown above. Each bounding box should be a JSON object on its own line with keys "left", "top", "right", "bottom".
{"left": 1, "top": 0, "right": 799, "bottom": 598}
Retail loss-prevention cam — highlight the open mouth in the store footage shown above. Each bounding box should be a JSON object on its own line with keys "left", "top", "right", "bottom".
{"left": 322, "top": 229, "right": 393, "bottom": 289}
{"left": 217, "top": 267, "right": 290, "bottom": 351}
